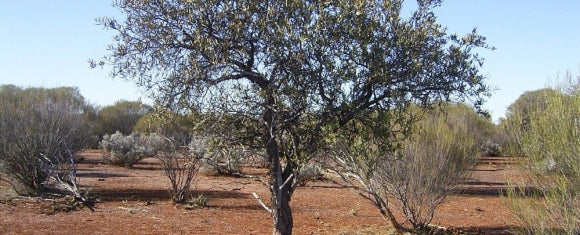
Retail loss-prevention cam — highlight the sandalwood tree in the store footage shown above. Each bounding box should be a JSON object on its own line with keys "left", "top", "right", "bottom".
{"left": 93, "top": 0, "right": 490, "bottom": 234}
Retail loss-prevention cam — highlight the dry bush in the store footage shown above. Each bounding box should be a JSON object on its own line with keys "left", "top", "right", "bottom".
{"left": 375, "top": 112, "right": 477, "bottom": 230}
{"left": 157, "top": 136, "right": 203, "bottom": 204}
{"left": 326, "top": 104, "right": 479, "bottom": 232}
{"left": 0, "top": 86, "right": 92, "bottom": 196}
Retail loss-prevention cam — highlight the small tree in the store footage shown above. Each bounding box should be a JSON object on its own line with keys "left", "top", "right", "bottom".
{"left": 94, "top": 1, "right": 491, "bottom": 233}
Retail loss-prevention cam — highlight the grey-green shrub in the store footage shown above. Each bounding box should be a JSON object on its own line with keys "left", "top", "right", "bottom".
{"left": 479, "top": 140, "right": 502, "bottom": 157}
{"left": 296, "top": 164, "right": 323, "bottom": 186}
{"left": 100, "top": 131, "right": 158, "bottom": 167}
{"left": 200, "top": 137, "right": 247, "bottom": 175}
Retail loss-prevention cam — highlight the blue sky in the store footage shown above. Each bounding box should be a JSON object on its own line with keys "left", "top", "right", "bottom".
{"left": 1, "top": 1, "right": 579, "bottom": 122}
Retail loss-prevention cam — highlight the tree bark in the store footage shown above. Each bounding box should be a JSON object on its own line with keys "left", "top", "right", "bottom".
{"left": 272, "top": 183, "right": 293, "bottom": 235}
{"left": 264, "top": 88, "right": 294, "bottom": 235}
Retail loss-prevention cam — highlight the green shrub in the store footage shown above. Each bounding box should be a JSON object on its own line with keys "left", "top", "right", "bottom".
{"left": 504, "top": 73, "right": 580, "bottom": 234}
{"left": 0, "top": 85, "right": 92, "bottom": 196}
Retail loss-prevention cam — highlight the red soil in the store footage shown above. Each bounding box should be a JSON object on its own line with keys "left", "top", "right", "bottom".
{"left": 0, "top": 151, "right": 520, "bottom": 234}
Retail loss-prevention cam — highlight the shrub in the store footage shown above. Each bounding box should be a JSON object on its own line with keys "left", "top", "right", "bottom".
{"left": 296, "top": 164, "right": 323, "bottom": 186}
{"left": 504, "top": 74, "right": 580, "bottom": 234}
{"left": 157, "top": 136, "right": 203, "bottom": 204}
{"left": 0, "top": 85, "right": 92, "bottom": 196}
{"left": 100, "top": 131, "right": 157, "bottom": 167}
{"left": 201, "top": 138, "right": 247, "bottom": 175}
{"left": 375, "top": 111, "right": 477, "bottom": 230}
{"left": 327, "top": 103, "right": 479, "bottom": 232}
{"left": 479, "top": 140, "right": 502, "bottom": 157}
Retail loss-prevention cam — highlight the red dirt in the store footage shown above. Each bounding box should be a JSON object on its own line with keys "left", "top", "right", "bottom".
{"left": 0, "top": 151, "right": 520, "bottom": 234}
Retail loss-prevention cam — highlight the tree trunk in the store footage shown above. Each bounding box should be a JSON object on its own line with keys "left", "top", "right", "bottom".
{"left": 267, "top": 131, "right": 294, "bottom": 235}
{"left": 264, "top": 88, "right": 294, "bottom": 235}
{"left": 272, "top": 183, "right": 293, "bottom": 235}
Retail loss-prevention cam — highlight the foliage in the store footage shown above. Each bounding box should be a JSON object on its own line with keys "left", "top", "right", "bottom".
{"left": 376, "top": 107, "right": 477, "bottom": 230}
{"left": 503, "top": 72, "right": 580, "bottom": 234}
{"left": 327, "top": 103, "right": 479, "bottom": 231}
{"left": 99, "top": 131, "right": 161, "bottom": 167}
{"left": 0, "top": 85, "right": 93, "bottom": 196}
{"left": 133, "top": 108, "right": 198, "bottom": 145}
{"left": 500, "top": 88, "right": 563, "bottom": 156}
{"left": 94, "top": 0, "right": 490, "bottom": 233}
{"left": 97, "top": 100, "right": 151, "bottom": 136}
{"left": 296, "top": 164, "right": 323, "bottom": 187}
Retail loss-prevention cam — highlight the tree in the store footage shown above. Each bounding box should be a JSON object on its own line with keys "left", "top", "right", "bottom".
{"left": 97, "top": 100, "right": 152, "bottom": 135}
{"left": 94, "top": 1, "right": 490, "bottom": 234}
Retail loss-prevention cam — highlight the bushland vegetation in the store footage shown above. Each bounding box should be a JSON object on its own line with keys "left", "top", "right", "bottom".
{"left": 92, "top": 1, "right": 491, "bottom": 234}
{"left": 0, "top": 85, "right": 94, "bottom": 199}
{"left": 503, "top": 71, "right": 580, "bottom": 234}
{"left": 325, "top": 103, "right": 487, "bottom": 232}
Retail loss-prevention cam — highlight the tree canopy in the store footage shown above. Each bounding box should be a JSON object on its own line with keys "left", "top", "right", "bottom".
{"left": 98, "top": 100, "right": 152, "bottom": 135}
{"left": 95, "top": 1, "right": 491, "bottom": 234}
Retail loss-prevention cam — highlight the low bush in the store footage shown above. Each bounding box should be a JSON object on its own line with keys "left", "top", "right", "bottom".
{"left": 100, "top": 131, "right": 159, "bottom": 167}
{"left": 327, "top": 103, "right": 479, "bottom": 232}
{"left": 157, "top": 136, "right": 203, "bottom": 204}
{"left": 201, "top": 139, "right": 247, "bottom": 175}
{"left": 376, "top": 111, "right": 477, "bottom": 230}
{"left": 296, "top": 164, "right": 323, "bottom": 186}
{"left": 479, "top": 140, "right": 502, "bottom": 157}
